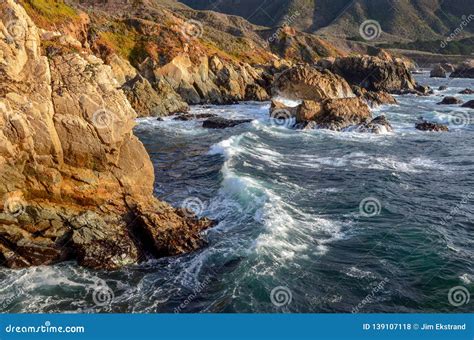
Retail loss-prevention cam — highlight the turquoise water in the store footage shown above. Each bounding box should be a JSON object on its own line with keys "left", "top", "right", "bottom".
{"left": 0, "top": 74, "right": 473, "bottom": 313}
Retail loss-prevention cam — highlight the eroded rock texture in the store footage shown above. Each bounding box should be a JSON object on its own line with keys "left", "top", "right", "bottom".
{"left": 0, "top": 0, "right": 213, "bottom": 270}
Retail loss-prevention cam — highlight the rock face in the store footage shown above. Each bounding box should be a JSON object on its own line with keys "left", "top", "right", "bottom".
{"left": 330, "top": 56, "right": 417, "bottom": 93}
{"left": 272, "top": 65, "right": 354, "bottom": 101}
{"left": 0, "top": 0, "right": 213, "bottom": 270}
{"left": 450, "top": 60, "right": 474, "bottom": 78}
{"left": 437, "top": 96, "right": 464, "bottom": 105}
{"left": 415, "top": 119, "right": 449, "bottom": 132}
{"left": 295, "top": 98, "right": 371, "bottom": 130}
{"left": 351, "top": 86, "right": 397, "bottom": 107}
{"left": 141, "top": 54, "right": 270, "bottom": 105}
{"left": 462, "top": 100, "right": 474, "bottom": 109}
{"left": 430, "top": 65, "right": 447, "bottom": 78}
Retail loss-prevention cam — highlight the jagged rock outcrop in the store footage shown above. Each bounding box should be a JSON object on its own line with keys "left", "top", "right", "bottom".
{"left": 450, "top": 60, "right": 474, "bottom": 78}
{"left": 330, "top": 56, "right": 418, "bottom": 93}
{"left": 294, "top": 98, "right": 371, "bottom": 130}
{"left": 0, "top": 0, "right": 212, "bottom": 270}
{"left": 272, "top": 65, "right": 354, "bottom": 101}
{"left": 351, "top": 115, "right": 393, "bottom": 134}
{"left": 415, "top": 119, "right": 449, "bottom": 132}
{"left": 430, "top": 64, "right": 447, "bottom": 78}
{"left": 351, "top": 86, "right": 397, "bottom": 107}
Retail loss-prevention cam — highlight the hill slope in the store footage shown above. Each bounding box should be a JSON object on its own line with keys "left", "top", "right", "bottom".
{"left": 179, "top": 0, "right": 474, "bottom": 42}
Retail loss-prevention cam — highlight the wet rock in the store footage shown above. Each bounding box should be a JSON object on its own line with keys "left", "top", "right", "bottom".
{"left": 459, "top": 88, "right": 474, "bottom": 94}
{"left": 437, "top": 96, "right": 464, "bottom": 105}
{"left": 438, "top": 86, "right": 448, "bottom": 91}
{"left": 174, "top": 113, "right": 218, "bottom": 121}
{"left": 295, "top": 97, "right": 371, "bottom": 130}
{"left": 352, "top": 115, "right": 393, "bottom": 134}
{"left": 415, "top": 119, "right": 449, "bottom": 132}
{"left": 461, "top": 100, "right": 474, "bottom": 109}
{"left": 430, "top": 64, "right": 447, "bottom": 78}
{"left": 202, "top": 117, "right": 253, "bottom": 129}
{"left": 441, "top": 63, "right": 455, "bottom": 73}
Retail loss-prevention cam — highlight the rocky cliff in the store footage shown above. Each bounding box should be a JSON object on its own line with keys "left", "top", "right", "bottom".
{"left": 0, "top": 0, "right": 213, "bottom": 270}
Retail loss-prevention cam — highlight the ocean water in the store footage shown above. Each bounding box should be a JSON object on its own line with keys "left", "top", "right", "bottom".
{"left": 1, "top": 73, "right": 473, "bottom": 313}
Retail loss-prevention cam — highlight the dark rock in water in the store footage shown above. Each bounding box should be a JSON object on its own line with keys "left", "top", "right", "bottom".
{"left": 430, "top": 64, "right": 447, "bottom": 78}
{"left": 461, "top": 100, "right": 474, "bottom": 109}
{"left": 415, "top": 119, "right": 449, "bottom": 132}
{"left": 294, "top": 121, "right": 318, "bottom": 130}
{"left": 459, "top": 88, "right": 474, "bottom": 94}
{"left": 203, "top": 117, "right": 253, "bottom": 129}
{"left": 354, "top": 115, "right": 393, "bottom": 134}
{"left": 437, "top": 96, "right": 464, "bottom": 105}
{"left": 174, "top": 113, "right": 218, "bottom": 121}
{"left": 450, "top": 61, "right": 474, "bottom": 78}
{"left": 441, "top": 63, "right": 455, "bottom": 73}
{"left": 438, "top": 86, "right": 448, "bottom": 91}
{"left": 393, "top": 84, "right": 432, "bottom": 96}
{"left": 156, "top": 117, "right": 164, "bottom": 121}
{"left": 352, "top": 85, "right": 397, "bottom": 107}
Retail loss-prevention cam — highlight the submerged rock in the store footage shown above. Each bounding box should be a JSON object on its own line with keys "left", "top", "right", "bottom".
{"left": 459, "top": 88, "right": 474, "bottom": 94}
{"left": 438, "top": 86, "right": 448, "bottom": 91}
{"left": 0, "top": 0, "right": 213, "bottom": 270}
{"left": 415, "top": 119, "right": 449, "bottom": 132}
{"left": 437, "top": 96, "right": 464, "bottom": 105}
{"left": 461, "top": 100, "right": 474, "bottom": 109}
{"left": 202, "top": 117, "right": 253, "bottom": 129}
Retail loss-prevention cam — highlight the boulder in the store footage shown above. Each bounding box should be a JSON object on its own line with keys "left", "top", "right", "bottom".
{"left": 330, "top": 56, "right": 417, "bottom": 93}
{"left": 352, "top": 86, "right": 397, "bottom": 107}
{"left": 174, "top": 113, "right": 218, "bottom": 121}
{"left": 0, "top": 0, "right": 213, "bottom": 269}
{"left": 438, "top": 86, "right": 448, "bottom": 91}
{"left": 295, "top": 97, "right": 371, "bottom": 130}
{"left": 415, "top": 119, "right": 449, "bottom": 132}
{"left": 430, "top": 65, "right": 447, "bottom": 78}
{"left": 352, "top": 115, "right": 393, "bottom": 134}
{"left": 202, "top": 117, "right": 253, "bottom": 129}
{"left": 437, "top": 96, "right": 464, "bottom": 105}
{"left": 272, "top": 65, "right": 354, "bottom": 101}
{"left": 461, "top": 100, "right": 474, "bottom": 109}
{"left": 450, "top": 60, "right": 474, "bottom": 78}
{"left": 459, "top": 88, "right": 474, "bottom": 94}
{"left": 441, "top": 63, "right": 455, "bottom": 73}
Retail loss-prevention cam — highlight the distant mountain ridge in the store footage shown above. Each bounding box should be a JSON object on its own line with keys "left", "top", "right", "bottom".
{"left": 178, "top": 0, "right": 474, "bottom": 42}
